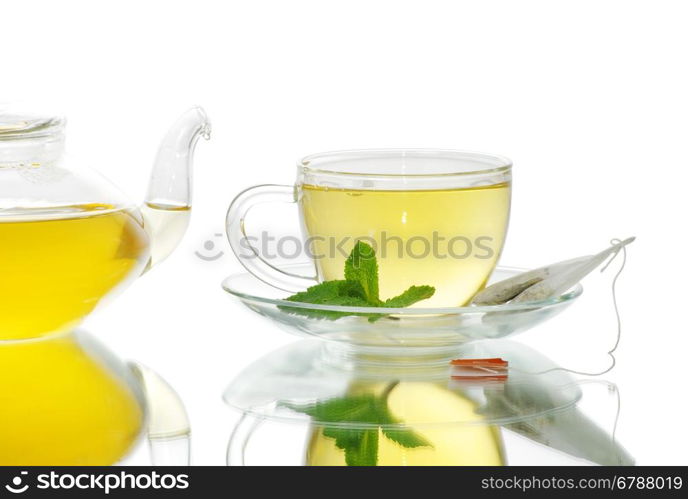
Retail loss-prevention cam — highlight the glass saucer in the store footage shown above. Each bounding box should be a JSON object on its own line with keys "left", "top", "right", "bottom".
{"left": 222, "top": 266, "right": 582, "bottom": 347}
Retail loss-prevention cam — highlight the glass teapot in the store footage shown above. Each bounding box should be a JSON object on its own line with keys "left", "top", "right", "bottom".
{"left": 0, "top": 108, "right": 210, "bottom": 340}
{"left": 0, "top": 108, "right": 208, "bottom": 465}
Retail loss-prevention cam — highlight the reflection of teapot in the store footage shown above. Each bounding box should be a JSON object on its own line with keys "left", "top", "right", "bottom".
{"left": 0, "top": 108, "right": 210, "bottom": 340}
{"left": 0, "top": 330, "right": 190, "bottom": 465}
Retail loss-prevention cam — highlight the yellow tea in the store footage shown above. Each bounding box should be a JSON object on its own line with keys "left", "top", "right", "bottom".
{"left": 140, "top": 202, "right": 191, "bottom": 267}
{"left": 0, "top": 204, "right": 149, "bottom": 339}
{"left": 0, "top": 334, "right": 143, "bottom": 465}
{"left": 306, "top": 382, "right": 504, "bottom": 465}
{"left": 299, "top": 183, "right": 511, "bottom": 307}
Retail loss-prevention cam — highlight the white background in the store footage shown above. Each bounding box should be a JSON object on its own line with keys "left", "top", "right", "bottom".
{"left": 3, "top": 0, "right": 687, "bottom": 465}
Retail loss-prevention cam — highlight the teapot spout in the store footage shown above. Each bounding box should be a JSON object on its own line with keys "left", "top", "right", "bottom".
{"left": 142, "top": 107, "right": 210, "bottom": 268}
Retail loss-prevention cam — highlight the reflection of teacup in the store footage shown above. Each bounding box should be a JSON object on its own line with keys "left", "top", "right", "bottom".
{"left": 227, "top": 149, "right": 511, "bottom": 307}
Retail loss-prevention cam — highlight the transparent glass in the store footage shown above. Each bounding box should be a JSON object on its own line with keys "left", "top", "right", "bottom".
{"left": 226, "top": 149, "right": 512, "bottom": 308}
{"left": 0, "top": 108, "right": 207, "bottom": 465}
{"left": 0, "top": 330, "right": 190, "bottom": 465}
{"left": 223, "top": 266, "right": 581, "bottom": 347}
{"left": 0, "top": 108, "right": 210, "bottom": 340}
{"left": 223, "top": 340, "right": 633, "bottom": 466}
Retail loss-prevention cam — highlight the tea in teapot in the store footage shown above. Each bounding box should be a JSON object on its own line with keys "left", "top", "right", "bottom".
{"left": 0, "top": 109, "right": 209, "bottom": 340}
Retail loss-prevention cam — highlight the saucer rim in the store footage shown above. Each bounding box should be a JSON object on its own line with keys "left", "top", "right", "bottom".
{"left": 221, "top": 265, "right": 583, "bottom": 315}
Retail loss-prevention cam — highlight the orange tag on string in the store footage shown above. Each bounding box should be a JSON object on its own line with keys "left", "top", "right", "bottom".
{"left": 450, "top": 358, "right": 508, "bottom": 381}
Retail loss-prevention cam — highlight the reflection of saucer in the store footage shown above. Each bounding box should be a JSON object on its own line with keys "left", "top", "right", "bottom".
{"left": 223, "top": 340, "right": 634, "bottom": 466}
{"left": 222, "top": 266, "right": 582, "bottom": 347}
{"left": 223, "top": 339, "right": 584, "bottom": 426}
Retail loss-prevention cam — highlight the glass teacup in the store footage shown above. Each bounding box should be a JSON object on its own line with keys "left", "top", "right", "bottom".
{"left": 226, "top": 149, "right": 511, "bottom": 307}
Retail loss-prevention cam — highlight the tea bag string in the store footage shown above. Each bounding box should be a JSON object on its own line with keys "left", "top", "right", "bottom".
{"left": 511, "top": 238, "right": 627, "bottom": 377}
{"left": 611, "top": 381, "right": 621, "bottom": 451}
{"left": 576, "top": 379, "right": 623, "bottom": 459}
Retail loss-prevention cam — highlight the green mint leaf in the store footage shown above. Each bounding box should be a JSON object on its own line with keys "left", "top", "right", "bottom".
{"left": 279, "top": 280, "right": 375, "bottom": 319}
{"left": 383, "top": 285, "right": 436, "bottom": 308}
{"left": 279, "top": 297, "right": 375, "bottom": 320}
{"left": 280, "top": 242, "right": 434, "bottom": 321}
{"left": 365, "top": 285, "right": 436, "bottom": 323}
{"left": 344, "top": 241, "right": 380, "bottom": 304}
{"left": 281, "top": 305, "right": 378, "bottom": 320}
{"left": 285, "top": 280, "right": 366, "bottom": 304}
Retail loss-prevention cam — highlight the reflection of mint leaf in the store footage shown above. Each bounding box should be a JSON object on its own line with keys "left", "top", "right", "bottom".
{"left": 280, "top": 241, "right": 435, "bottom": 321}
{"left": 345, "top": 241, "right": 380, "bottom": 304}
{"left": 283, "top": 382, "right": 432, "bottom": 466}
{"left": 286, "top": 395, "right": 376, "bottom": 421}
{"left": 345, "top": 430, "right": 378, "bottom": 466}
{"left": 382, "top": 427, "right": 431, "bottom": 449}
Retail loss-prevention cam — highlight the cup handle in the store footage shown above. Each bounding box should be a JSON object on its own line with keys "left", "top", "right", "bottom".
{"left": 226, "top": 184, "right": 318, "bottom": 292}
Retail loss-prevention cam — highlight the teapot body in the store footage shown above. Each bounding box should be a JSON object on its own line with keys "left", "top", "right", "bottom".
{"left": 0, "top": 109, "right": 209, "bottom": 340}
{"left": 0, "top": 203, "right": 150, "bottom": 339}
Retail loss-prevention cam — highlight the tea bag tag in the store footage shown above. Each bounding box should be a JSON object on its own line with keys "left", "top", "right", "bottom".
{"left": 450, "top": 358, "right": 509, "bottom": 381}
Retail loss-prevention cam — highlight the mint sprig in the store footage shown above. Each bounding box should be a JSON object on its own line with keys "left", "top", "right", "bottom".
{"left": 283, "top": 381, "right": 432, "bottom": 466}
{"left": 344, "top": 240, "right": 380, "bottom": 304}
{"left": 280, "top": 241, "right": 435, "bottom": 321}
